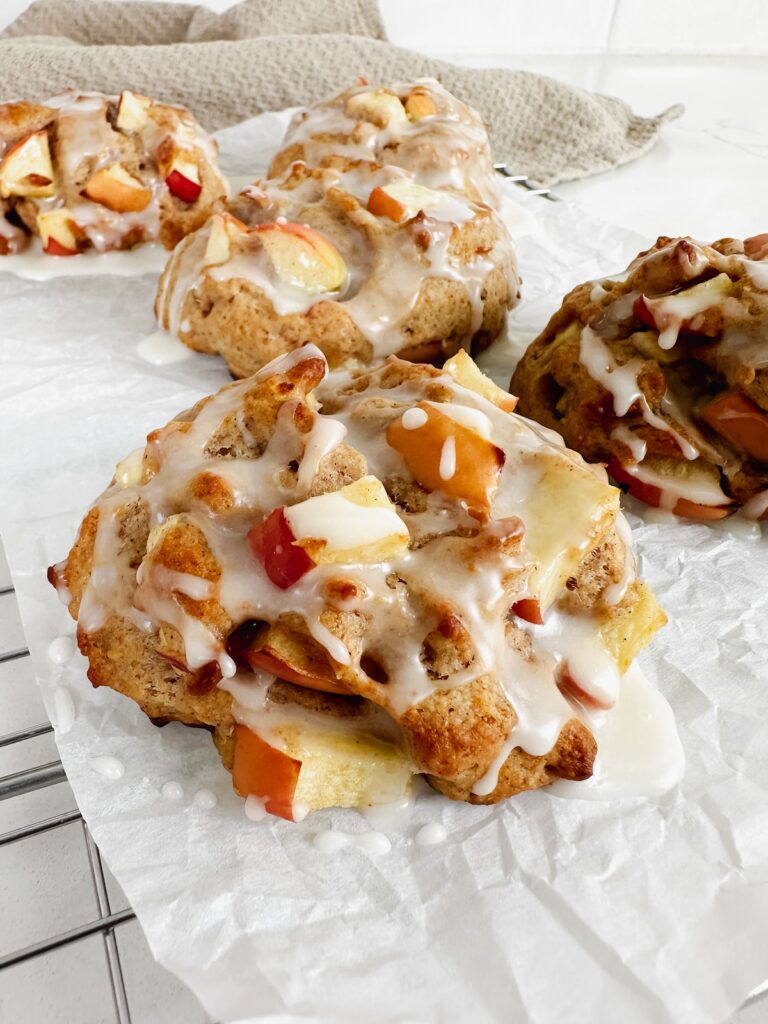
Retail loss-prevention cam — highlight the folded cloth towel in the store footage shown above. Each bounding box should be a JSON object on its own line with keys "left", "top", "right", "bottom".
{"left": 0, "top": 0, "right": 682, "bottom": 186}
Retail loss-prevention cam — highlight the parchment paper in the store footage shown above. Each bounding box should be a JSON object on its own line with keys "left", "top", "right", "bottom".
{"left": 1, "top": 113, "right": 767, "bottom": 1024}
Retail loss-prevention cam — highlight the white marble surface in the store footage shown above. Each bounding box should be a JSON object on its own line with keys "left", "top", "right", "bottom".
{"left": 1, "top": 2, "right": 767, "bottom": 1021}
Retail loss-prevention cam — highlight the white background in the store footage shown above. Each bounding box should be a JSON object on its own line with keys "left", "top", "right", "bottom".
{"left": 1, "top": 1, "right": 767, "bottom": 1023}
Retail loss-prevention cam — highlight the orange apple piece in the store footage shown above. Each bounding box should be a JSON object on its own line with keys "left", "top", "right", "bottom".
{"left": 608, "top": 457, "right": 731, "bottom": 521}
{"left": 387, "top": 402, "right": 505, "bottom": 519}
{"left": 511, "top": 598, "right": 543, "bottom": 625}
{"left": 700, "top": 391, "right": 768, "bottom": 464}
{"left": 232, "top": 724, "right": 302, "bottom": 821}
{"left": 245, "top": 648, "right": 349, "bottom": 694}
{"left": 0, "top": 130, "right": 55, "bottom": 198}
{"left": 405, "top": 91, "right": 437, "bottom": 120}
{"left": 444, "top": 350, "right": 518, "bottom": 413}
{"left": 84, "top": 164, "right": 152, "bottom": 213}
{"left": 37, "top": 208, "right": 81, "bottom": 256}
{"left": 345, "top": 90, "right": 408, "bottom": 128}
{"left": 256, "top": 222, "right": 347, "bottom": 293}
{"left": 367, "top": 185, "right": 407, "bottom": 223}
{"left": 116, "top": 90, "right": 150, "bottom": 133}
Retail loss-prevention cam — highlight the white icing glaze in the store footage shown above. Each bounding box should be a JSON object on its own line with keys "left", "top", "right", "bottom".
{"left": 401, "top": 407, "right": 428, "bottom": 430}
{"left": 438, "top": 436, "right": 456, "bottom": 481}
{"left": 414, "top": 822, "right": 447, "bottom": 846}
{"left": 610, "top": 424, "right": 647, "bottom": 463}
{"left": 136, "top": 330, "right": 194, "bottom": 366}
{"left": 580, "top": 326, "right": 698, "bottom": 460}
{"left": 602, "top": 512, "right": 636, "bottom": 606}
{"left": 193, "top": 788, "right": 217, "bottom": 808}
{"left": 48, "top": 635, "right": 75, "bottom": 664}
{"left": 0, "top": 238, "right": 168, "bottom": 279}
{"left": 622, "top": 461, "right": 731, "bottom": 509}
{"left": 52, "top": 687, "right": 76, "bottom": 734}
{"left": 161, "top": 780, "right": 183, "bottom": 800}
{"left": 312, "top": 829, "right": 392, "bottom": 854}
{"left": 244, "top": 794, "right": 267, "bottom": 821}
{"left": 284, "top": 485, "right": 407, "bottom": 550}
{"left": 90, "top": 756, "right": 125, "bottom": 780}
{"left": 549, "top": 664, "right": 684, "bottom": 800}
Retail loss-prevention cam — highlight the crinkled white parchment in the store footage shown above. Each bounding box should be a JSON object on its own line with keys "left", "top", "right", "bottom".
{"left": 1, "top": 113, "right": 767, "bottom": 1024}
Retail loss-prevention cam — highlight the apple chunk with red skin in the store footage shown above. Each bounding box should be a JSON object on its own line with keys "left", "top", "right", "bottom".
{"left": 84, "top": 164, "right": 152, "bottom": 213}
{"left": 387, "top": 402, "right": 505, "bottom": 520}
{"left": 0, "top": 130, "right": 55, "bottom": 199}
{"left": 255, "top": 221, "right": 347, "bottom": 293}
{"left": 511, "top": 598, "right": 543, "bottom": 625}
{"left": 228, "top": 618, "right": 348, "bottom": 695}
{"left": 247, "top": 476, "right": 409, "bottom": 589}
{"left": 232, "top": 724, "right": 301, "bottom": 820}
{"left": 633, "top": 274, "right": 733, "bottom": 337}
{"left": 37, "top": 208, "right": 82, "bottom": 256}
{"left": 165, "top": 156, "right": 202, "bottom": 203}
{"left": 700, "top": 390, "right": 768, "bottom": 464}
{"left": 608, "top": 456, "right": 732, "bottom": 521}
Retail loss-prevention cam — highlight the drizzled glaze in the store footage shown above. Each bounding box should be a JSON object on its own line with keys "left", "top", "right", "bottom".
{"left": 67, "top": 347, "right": 642, "bottom": 801}
{"left": 567, "top": 235, "right": 768, "bottom": 515}
{"left": 274, "top": 79, "right": 501, "bottom": 208}
{"left": 0, "top": 91, "right": 225, "bottom": 257}
{"left": 158, "top": 160, "right": 518, "bottom": 364}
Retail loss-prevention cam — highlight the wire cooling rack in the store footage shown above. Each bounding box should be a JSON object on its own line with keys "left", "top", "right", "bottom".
{"left": 1, "top": 170, "right": 764, "bottom": 1024}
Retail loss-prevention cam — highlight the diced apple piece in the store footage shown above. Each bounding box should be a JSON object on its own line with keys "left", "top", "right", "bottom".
{"left": 700, "top": 390, "right": 768, "bottom": 464}
{"left": 405, "top": 91, "right": 437, "bottom": 120}
{"left": 608, "top": 456, "right": 732, "bottom": 521}
{"left": 367, "top": 185, "right": 408, "bottom": 223}
{"left": 232, "top": 716, "right": 414, "bottom": 821}
{"left": 285, "top": 476, "right": 409, "bottom": 565}
{"left": 203, "top": 212, "right": 245, "bottom": 267}
{"left": 744, "top": 233, "right": 768, "bottom": 261}
{"left": 165, "top": 156, "right": 202, "bottom": 203}
{"left": 635, "top": 273, "right": 733, "bottom": 339}
{"left": 511, "top": 598, "right": 543, "bottom": 625}
{"left": 84, "top": 164, "right": 152, "bottom": 213}
{"left": 386, "top": 402, "right": 505, "bottom": 520}
{"left": 523, "top": 457, "right": 620, "bottom": 612}
{"left": 37, "top": 208, "right": 81, "bottom": 256}
{"left": 0, "top": 130, "right": 55, "bottom": 198}
{"left": 597, "top": 580, "right": 667, "bottom": 674}
{"left": 228, "top": 617, "right": 347, "bottom": 694}
{"left": 345, "top": 90, "right": 408, "bottom": 128}
{"left": 116, "top": 90, "right": 150, "bottom": 133}
{"left": 248, "top": 507, "right": 315, "bottom": 589}
{"left": 256, "top": 222, "right": 347, "bottom": 293}
{"left": 232, "top": 725, "right": 302, "bottom": 820}
{"left": 444, "top": 350, "right": 518, "bottom": 413}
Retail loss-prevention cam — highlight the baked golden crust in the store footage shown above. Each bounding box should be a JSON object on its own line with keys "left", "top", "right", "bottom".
{"left": 268, "top": 80, "right": 500, "bottom": 208}
{"left": 0, "top": 92, "right": 226, "bottom": 255}
{"left": 512, "top": 234, "right": 768, "bottom": 519}
{"left": 155, "top": 160, "right": 518, "bottom": 376}
{"left": 53, "top": 348, "right": 664, "bottom": 817}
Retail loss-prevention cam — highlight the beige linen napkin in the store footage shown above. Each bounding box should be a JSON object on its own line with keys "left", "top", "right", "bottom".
{"left": 0, "top": 0, "right": 682, "bottom": 186}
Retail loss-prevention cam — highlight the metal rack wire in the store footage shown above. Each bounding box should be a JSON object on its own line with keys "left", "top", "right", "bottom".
{"left": 0, "top": 608, "right": 136, "bottom": 1023}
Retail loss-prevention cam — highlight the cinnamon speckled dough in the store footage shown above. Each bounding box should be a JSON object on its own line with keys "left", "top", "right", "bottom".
{"left": 156, "top": 160, "right": 518, "bottom": 377}
{"left": 511, "top": 234, "right": 768, "bottom": 514}
{"left": 0, "top": 93, "right": 227, "bottom": 254}
{"left": 268, "top": 79, "right": 501, "bottom": 207}
{"left": 52, "top": 350, "right": 664, "bottom": 811}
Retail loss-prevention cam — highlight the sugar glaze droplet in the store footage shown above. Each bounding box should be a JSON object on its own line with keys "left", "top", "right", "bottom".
{"left": 90, "top": 756, "right": 125, "bottom": 780}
